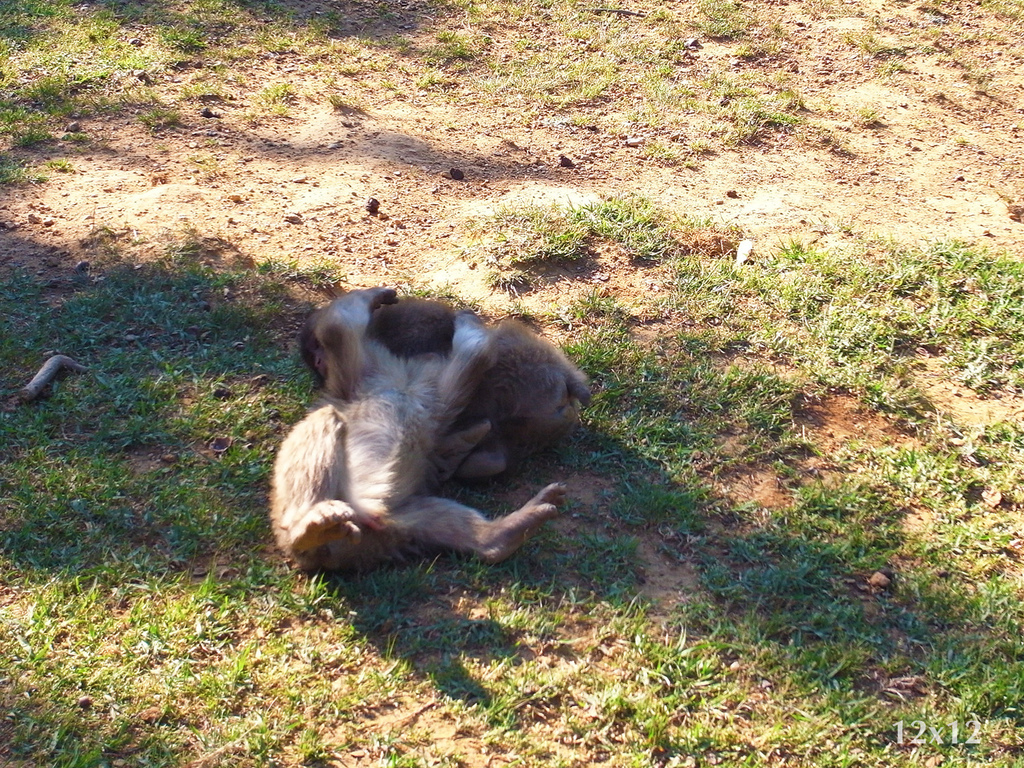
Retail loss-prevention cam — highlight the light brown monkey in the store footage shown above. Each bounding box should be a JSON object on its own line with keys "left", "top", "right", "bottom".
{"left": 299, "top": 296, "right": 592, "bottom": 482}
{"left": 271, "top": 287, "right": 565, "bottom": 571}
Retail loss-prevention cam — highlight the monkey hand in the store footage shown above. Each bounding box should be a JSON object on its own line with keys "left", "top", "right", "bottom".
{"left": 352, "top": 508, "right": 387, "bottom": 532}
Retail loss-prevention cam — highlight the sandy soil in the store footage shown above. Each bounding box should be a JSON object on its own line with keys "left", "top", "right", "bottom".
{"left": 1, "top": 4, "right": 1021, "bottom": 300}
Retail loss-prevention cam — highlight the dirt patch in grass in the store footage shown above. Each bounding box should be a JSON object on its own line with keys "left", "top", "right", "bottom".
{"left": 636, "top": 535, "right": 701, "bottom": 608}
{"left": 794, "top": 392, "right": 916, "bottom": 452}
{"left": 717, "top": 464, "right": 793, "bottom": 510}
{"left": 914, "top": 357, "right": 1024, "bottom": 426}
{"left": 2, "top": 0, "right": 1023, "bottom": 289}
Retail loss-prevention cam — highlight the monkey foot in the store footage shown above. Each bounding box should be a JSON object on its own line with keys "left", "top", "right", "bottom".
{"left": 480, "top": 482, "right": 565, "bottom": 563}
{"left": 523, "top": 482, "right": 567, "bottom": 512}
{"left": 367, "top": 287, "right": 399, "bottom": 312}
{"left": 289, "top": 500, "right": 365, "bottom": 552}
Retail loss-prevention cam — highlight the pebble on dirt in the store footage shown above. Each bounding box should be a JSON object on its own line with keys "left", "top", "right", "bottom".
{"left": 559, "top": 155, "right": 575, "bottom": 168}
{"left": 447, "top": 168, "right": 465, "bottom": 181}
{"left": 868, "top": 570, "right": 892, "bottom": 589}
{"left": 366, "top": 198, "right": 381, "bottom": 215}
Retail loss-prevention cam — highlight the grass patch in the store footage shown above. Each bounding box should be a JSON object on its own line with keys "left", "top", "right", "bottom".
{"left": 0, "top": 153, "right": 45, "bottom": 184}
{"left": 1, "top": 0, "right": 1024, "bottom": 761}
{"left": 469, "top": 196, "right": 728, "bottom": 290}
{"left": 1, "top": 206, "right": 1023, "bottom": 765}
{"left": 692, "top": 0, "right": 754, "bottom": 39}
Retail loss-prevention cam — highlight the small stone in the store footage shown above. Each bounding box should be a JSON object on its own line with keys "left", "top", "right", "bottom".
{"left": 77, "top": 696, "right": 93, "bottom": 709}
{"left": 227, "top": 193, "right": 243, "bottom": 203}
{"left": 868, "top": 571, "right": 892, "bottom": 589}
{"left": 232, "top": 341, "right": 245, "bottom": 351}
{"left": 365, "top": 198, "right": 380, "bottom": 215}
{"left": 684, "top": 38, "right": 703, "bottom": 49}
{"left": 74, "top": 260, "right": 90, "bottom": 274}
{"left": 559, "top": 155, "right": 575, "bottom": 168}
{"left": 284, "top": 213, "right": 303, "bottom": 224}
{"left": 160, "top": 454, "right": 178, "bottom": 464}
{"left": 212, "top": 386, "right": 232, "bottom": 399}
{"left": 448, "top": 168, "right": 465, "bottom": 180}
{"left": 725, "top": 190, "right": 740, "bottom": 199}
{"left": 982, "top": 487, "right": 1003, "bottom": 508}
{"left": 199, "top": 107, "right": 220, "bottom": 119}
{"left": 624, "top": 137, "right": 644, "bottom": 147}
{"left": 66, "top": 121, "right": 82, "bottom": 133}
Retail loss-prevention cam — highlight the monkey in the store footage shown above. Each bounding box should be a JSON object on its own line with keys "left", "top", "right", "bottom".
{"left": 271, "top": 286, "right": 566, "bottom": 572}
{"left": 298, "top": 295, "right": 592, "bottom": 482}
{"left": 446, "top": 319, "right": 592, "bottom": 480}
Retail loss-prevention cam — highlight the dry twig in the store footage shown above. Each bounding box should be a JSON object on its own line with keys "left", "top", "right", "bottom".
{"left": 17, "top": 354, "right": 88, "bottom": 403}
{"left": 587, "top": 7, "right": 647, "bottom": 16}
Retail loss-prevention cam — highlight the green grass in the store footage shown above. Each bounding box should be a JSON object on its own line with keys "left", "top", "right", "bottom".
{"left": 0, "top": 152, "right": 46, "bottom": 184}
{"left": 469, "top": 196, "right": 724, "bottom": 287}
{"left": 0, "top": 0, "right": 826, "bottom": 168}
{"left": 2, "top": 202, "right": 1024, "bottom": 765}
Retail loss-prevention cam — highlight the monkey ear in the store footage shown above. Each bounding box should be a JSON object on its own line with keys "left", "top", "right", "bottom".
{"left": 569, "top": 377, "right": 593, "bottom": 407}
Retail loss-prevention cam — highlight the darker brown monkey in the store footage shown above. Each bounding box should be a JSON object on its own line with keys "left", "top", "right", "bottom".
{"left": 448, "top": 319, "right": 592, "bottom": 480}
{"left": 299, "top": 296, "right": 592, "bottom": 481}
{"left": 272, "top": 287, "right": 565, "bottom": 572}
{"left": 300, "top": 297, "right": 456, "bottom": 382}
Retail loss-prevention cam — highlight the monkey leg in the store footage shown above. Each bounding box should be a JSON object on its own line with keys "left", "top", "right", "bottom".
{"left": 432, "top": 420, "right": 492, "bottom": 482}
{"left": 432, "top": 312, "right": 494, "bottom": 429}
{"left": 316, "top": 287, "right": 399, "bottom": 399}
{"left": 393, "top": 482, "right": 565, "bottom": 564}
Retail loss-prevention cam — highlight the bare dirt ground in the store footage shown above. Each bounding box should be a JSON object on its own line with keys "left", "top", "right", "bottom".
{"left": 1, "top": 3, "right": 1022, "bottom": 312}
